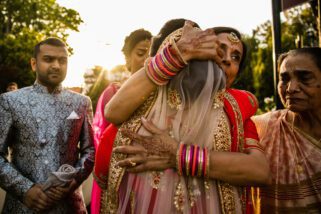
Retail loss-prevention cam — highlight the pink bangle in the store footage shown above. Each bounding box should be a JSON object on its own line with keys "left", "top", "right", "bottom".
{"left": 191, "top": 145, "right": 198, "bottom": 176}
{"left": 189, "top": 145, "right": 194, "bottom": 176}
{"left": 181, "top": 144, "right": 187, "bottom": 176}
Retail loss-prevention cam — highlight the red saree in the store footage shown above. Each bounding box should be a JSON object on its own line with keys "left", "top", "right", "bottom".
{"left": 94, "top": 88, "right": 262, "bottom": 214}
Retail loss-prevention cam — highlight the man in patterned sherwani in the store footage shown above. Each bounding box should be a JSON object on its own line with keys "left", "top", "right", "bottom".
{"left": 0, "top": 38, "right": 95, "bottom": 213}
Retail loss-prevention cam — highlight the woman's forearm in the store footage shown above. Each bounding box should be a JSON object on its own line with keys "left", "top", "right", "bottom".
{"left": 104, "top": 68, "right": 157, "bottom": 125}
{"left": 208, "top": 149, "right": 271, "bottom": 185}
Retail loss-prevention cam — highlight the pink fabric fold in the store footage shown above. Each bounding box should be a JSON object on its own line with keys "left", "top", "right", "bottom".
{"left": 91, "top": 83, "right": 119, "bottom": 214}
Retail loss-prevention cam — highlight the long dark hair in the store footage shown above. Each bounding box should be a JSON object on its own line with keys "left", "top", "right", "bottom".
{"left": 121, "top": 29, "right": 152, "bottom": 58}
{"left": 150, "top": 18, "right": 200, "bottom": 56}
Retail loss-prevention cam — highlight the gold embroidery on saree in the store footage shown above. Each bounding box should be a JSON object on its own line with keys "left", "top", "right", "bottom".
{"left": 212, "top": 91, "right": 247, "bottom": 213}
{"left": 130, "top": 191, "right": 136, "bottom": 214}
{"left": 149, "top": 171, "right": 163, "bottom": 189}
{"left": 92, "top": 172, "right": 108, "bottom": 190}
{"left": 167, "top": 88, "right": 182, "bottom": 110}
{"left": 224, "top": 92, "right": 245, "bottom": 152}
{"left": 100, "top": 91, "right": 158, "bottom": 214}
{"left": 174, "top": 180, "right": 185, "bottom": 212}
{"left": 213, "top": 109, "right": 236, "bottom": 213}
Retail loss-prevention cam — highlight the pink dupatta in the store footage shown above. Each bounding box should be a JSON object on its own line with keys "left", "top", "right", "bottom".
{"left": 91, "top": 83, "right": 120, "bottom": 214}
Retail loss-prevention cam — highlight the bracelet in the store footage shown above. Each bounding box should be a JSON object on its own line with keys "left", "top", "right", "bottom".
{"left": 191, "top": 145, "right": 198, "bottom": 176}
{"left": 169, "top": 37, "right": 188, "bottom": 65}
{"left": 204, "top": 148, "right": 210, "bottom": 178}
{"left": 185, "top": 145, "right": 191, "bottom": 176}
{"left": 197, "top": 148, "right": 203, "bottom": 177}
{"left": 145, "top": 42, "right": 186, "bottom": 86}
{"left": 176, "top": 143, "right": 209, "bottom": 178}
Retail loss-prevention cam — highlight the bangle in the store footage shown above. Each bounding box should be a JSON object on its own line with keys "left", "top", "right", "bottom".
{"left": 197, "top": 148, "right": 203, "bottom": 177}
{"left": 169, "top": 37, "right": 188, "bottom": 65}
{"left": 191, "top": 145, "right": 198, "bottom": 176}
{"left": 204, "top": 148, "right": 210, "bottom": 178}
{"left": 181, "top": 144, "right": 187, "bottom": 176}
{"left": 185, "top": 145, "right": 191, "bottom": 176}
{"left": 145, "top": 58, "right": 168, "bottom": 85}
{"left": 189, "top": 145, "right": 194, "bottom": 176}
{"left": 176, "top": 143, "right": 209, "bottom": 178}
{"left": 202, "top": 148, "right": 206, "bottom": 177}
{"left": 144, "top": 41, "right": 187, "bottom": 86}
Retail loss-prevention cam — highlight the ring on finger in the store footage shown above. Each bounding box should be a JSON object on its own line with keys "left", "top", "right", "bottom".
{"left": 128, "top": 160, "right": 136, "bottom": 167}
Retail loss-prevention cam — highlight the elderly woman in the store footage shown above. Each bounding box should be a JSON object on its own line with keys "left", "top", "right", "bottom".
{"left": 253, "top": 47, "right": 321, "bottom": 212}
{"left": 98, "top": 19, "right": 270, "bottom": 213}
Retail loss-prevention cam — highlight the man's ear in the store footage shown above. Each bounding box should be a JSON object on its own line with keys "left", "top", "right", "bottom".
{"left": 30, "top": 58, "right": 37, "bottom": 72}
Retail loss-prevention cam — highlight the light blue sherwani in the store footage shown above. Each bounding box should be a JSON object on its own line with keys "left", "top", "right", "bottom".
{"left": 0, "top": 83, "right": 95, "bottom": 213}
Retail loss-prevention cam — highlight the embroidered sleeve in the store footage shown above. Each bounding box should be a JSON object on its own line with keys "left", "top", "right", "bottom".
{"left": 244, "top": 119, "right": 264, "bottom": 153}
{"left": 75, "top": 96, "right": 95, "bottom": 185}
{"left": 0, "top": 95, "right": 34, "bottom": 201}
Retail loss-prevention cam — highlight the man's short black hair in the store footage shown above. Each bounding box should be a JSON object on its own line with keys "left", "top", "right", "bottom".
{"left": 33, "top": 37, "right": 67, "bottom": 58}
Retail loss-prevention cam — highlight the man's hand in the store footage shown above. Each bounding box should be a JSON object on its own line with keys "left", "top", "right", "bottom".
{"left": 46, "top": 179, "right": 78, "bottom": 202}
{"left": 23, "top": 184, "right": 54, "bottom": 213}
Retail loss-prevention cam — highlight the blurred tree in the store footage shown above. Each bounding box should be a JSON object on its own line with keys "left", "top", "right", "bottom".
{"left": 0, "top": 0, "right": 82, "bottom": 92}
{"left": 244, "top": 4, "right": 317, "bottom": 110}
{"left": 233, "top": 34, "right": 258, "bottom": 94}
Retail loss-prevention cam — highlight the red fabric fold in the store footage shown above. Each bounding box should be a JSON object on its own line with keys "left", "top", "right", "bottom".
{"left": 93, "top": 124, "right": 118, "bottom": 189}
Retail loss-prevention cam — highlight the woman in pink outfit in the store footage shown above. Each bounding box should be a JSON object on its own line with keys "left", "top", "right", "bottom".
{"left": 90, "top": 28, "right": 152, "bottom": 214}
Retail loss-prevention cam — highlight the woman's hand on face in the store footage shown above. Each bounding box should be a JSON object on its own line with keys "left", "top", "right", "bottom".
{"left": 177, "top": 20, "right": 224, "bottom": 65}
{"left": 114, "top": 117, "right": 178, "bottom": 173}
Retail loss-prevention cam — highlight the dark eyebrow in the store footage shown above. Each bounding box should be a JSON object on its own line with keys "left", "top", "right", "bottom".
{"left": 294, "top": 69, "right": 313, "bottom": 75}
{"left": 42, "top": 55, "right": 67, "bottom": 59}
{"left": 232, "top": 49, "right": 242, "bottom": 56}
{"left": 220, "top": 43, "right": 242, "bottom": 56}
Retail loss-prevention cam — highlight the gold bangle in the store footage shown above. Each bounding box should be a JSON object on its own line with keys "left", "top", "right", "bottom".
{"left": 185, "top": 145, "right": 191, "bottom": 176}
{"left": 198, "top": 148, "right": 203, "bottom": 177}
{"left": 205, "top": 148, "right": 210, "bottom": 179}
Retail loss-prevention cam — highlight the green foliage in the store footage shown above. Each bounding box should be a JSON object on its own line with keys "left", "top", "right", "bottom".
{"left": 246, "top": 4, "right": 317, "bottom": 110}
{"left": 0, "top": 0, "right": 82, "bottom": 92}
{"left": 87, "top": 66, "right": 108, "bottom": 111}
{"left": 233, "top": 34, "right": 257, "bottom": 93}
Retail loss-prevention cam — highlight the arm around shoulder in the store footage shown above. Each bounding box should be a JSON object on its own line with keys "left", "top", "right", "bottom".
{"left": 104, "top": 67, "right": 157, "bottom": 125}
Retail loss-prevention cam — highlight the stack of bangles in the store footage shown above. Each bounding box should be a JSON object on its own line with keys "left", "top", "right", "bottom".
{"left": 176, "top": 144, "right": 210, "bottom": 178}
{"left": 145, "top": 38, "right": 187, "bottom": 85}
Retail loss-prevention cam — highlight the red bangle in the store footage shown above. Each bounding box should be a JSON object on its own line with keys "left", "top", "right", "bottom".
{"left": 191, "top": 145, "right": 198, "bottom": 176}
{"left": 202, "top": 148, "right": 206, "bottom": 177}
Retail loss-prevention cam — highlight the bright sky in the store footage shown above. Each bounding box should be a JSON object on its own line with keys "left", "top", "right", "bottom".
{"left": 57, "top": 0, "right": 272, "bottom": 87}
